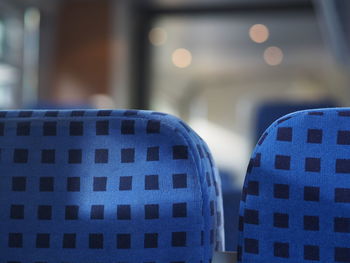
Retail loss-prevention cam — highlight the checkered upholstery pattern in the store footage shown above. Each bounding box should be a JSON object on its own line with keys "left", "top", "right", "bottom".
{"left": 238, "top": 108, "right": 350, "bottom": 262}
{"left": 0, "top": 109, "right": 224, "bottom": 263}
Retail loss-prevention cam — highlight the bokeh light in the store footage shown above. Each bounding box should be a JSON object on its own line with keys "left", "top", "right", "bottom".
{"left": 249, "top": 24, "right": 269, "bottom": 43}
{"left": 263, "top": 46, "right": 283, "bottom": 66}
{"left": 172, "top": 48, "right": 192, "bottom": 68}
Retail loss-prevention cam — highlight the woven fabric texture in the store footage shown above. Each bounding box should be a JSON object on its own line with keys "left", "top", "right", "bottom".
{"left": 0, "top": 109, "right": 224, "bottom": 263}
{"left": 238, "top": 108, "right": 350, "bottom": 262}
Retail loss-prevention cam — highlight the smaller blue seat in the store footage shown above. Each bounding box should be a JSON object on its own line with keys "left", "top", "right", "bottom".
{"left": 238, "top": 108, "right": 350, "bottom": 262}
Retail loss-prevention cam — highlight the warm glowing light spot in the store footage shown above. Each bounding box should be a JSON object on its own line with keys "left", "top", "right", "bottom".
{"left": 149, "top": 27, "right": 167, "bottom": 46}
{"left": 249, "top": 24, "right": 269, "bottom": 43}
{"left": 172, "top": 48, "right": 192, "bottom": 68}
{"left": 263, "top": 46, "right": 283, "bottom": 66}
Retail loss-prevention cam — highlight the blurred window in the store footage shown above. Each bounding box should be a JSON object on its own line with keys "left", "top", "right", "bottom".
{"left": 148, "top": 6, "right": 345, "bottom": 183}
{"left": 0, "top": 5, "right": 22, "bottom": 108}
{"left": 0, "top": 2, "right": 40, "bottom": 109}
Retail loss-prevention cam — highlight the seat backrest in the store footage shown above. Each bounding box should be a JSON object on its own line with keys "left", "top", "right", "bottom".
{"left": 238, "top": 108, "right": 350, "bottom": 262}
{"left": 0, "top": 109, "right": 224, "bottom": 263}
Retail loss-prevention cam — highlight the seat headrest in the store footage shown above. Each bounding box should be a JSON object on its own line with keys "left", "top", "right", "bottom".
{"left": 0, "top": 109, "right": 224, "bottom": 262}
{"left": 238, "top": 108, "right": 350, "bottom": 262}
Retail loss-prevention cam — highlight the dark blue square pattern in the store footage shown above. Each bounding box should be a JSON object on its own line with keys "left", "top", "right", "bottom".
{"left": 307, "top": 129, "right": 323, "bottom": 143}
{"left": 121, "top": 120, "right": 135, "bottom": 134}
{"left": 0, "top": 122, "right": 4, "bottom": 136}
{"left": 71, "top": 110, "right": 84, "bottom": 117}
{"left": 335, "top": 247, "right": 350, "bottom": 262}
{"left": 147, "top": 147, "right": 159, "bottom": 161}
{"left": 244, "top": 209, "right": 259, "bottom": 225}
{"left": 119, "top": 176, "right": 132, "bottom": 191}
{"left": 275, "top": 155, "right": 290, "bottom": 170}
{"left": 0, "top": 109, "right": 223, "bottom": 262}
{"left": 277, "top": 127, "right": 292, "bottom": 141}
{"left": 17, "top": 122, "right": 30, "bottom": 136}
{"left": 145, "top": 175, "right": 159, "bottom": 190}
{"left": 173, "top": 203, "right": 187, "bottom": 218}
{"left": 336, "top": 159, "right": 350, "bottom": 173}
{"left": 304, "top": 216, "right": 319, "bottom": 231}
{"left": 305, "top": 157, "right": 321, "bottom": 172}
{"left": 121, "top": 148, "right": 134, "bottom": 163}
{"left": 172, "top": 232, "right": 186, "bottom": 247}
{"left": 173, "top": 146, "right": 188, "bottom": 159}
{"left": 273, "top": 213, "right": 289, "bottom": 228}
{"left": 334, "top": 217, "right": 350, "bottom": 233}
{"left": 335, "top": 188, "right": 350, "bottom": 203}
{"left": 304, "top": 245, "right": 319, "bottom": 260}
{"left": 304, "top": 186, "right": 320, "bottom": 202}
{"left": 93, "top": 177, "right": 107, "bottom": 191}
{"left": 337, "top": 130, "right": 350, "bottom": 145}
{"left": 67, "top": 177, "right": 80, "bottom": 192}
{"left": 145, "top": 204, "right": 159, "bottom": 219}
{"left": 172, "top": 173, "right": 187, "bottom": 189}
{"left": 8, "top": 233, "right": 23, "bottom": 248}
{"left": 43, "top": 122, "right": 56, "bottom": 136}
{"left": 95, "top": 149, "right": 108, "bottom": 163}
{"left": 68, "top": 149, "right": 82, "bottom": 164}
{"left": 117, "top": 234, "right": 131, "bottom": 249}
{"left": 90, "top": 205, "right": 104, "bottom": 219}
{"left": 274, "top": 242, "right": 289, "bottom": 258}
{"left": 247, "top": 181, "right": 259, "bottom": 196}
{"left": 147, "top": 120, "right": 160, "bottom": 133}
{"left": 144, "top": 233, "right": 158, "bottom": 248}
{"left": 244, "top": 238, "right": 259, "bottom": 254}
{"left": 39, "top": 177, "right": 54, "bottom": 192}
{"left": 238, "top": 108, "right": 350, "bottom": 263}
{"left": 45, "top": 110, "right": 58, "bottom": 117}
{"left": 11, "top": 205, "right": 24, "bottom": 219}
{"left": 12, "top": 177, "right": 26, "bottom": 191}
{"left": 13, "top": 149, "right": 28, "bottom": 163}
{"left": 89, "top": 234, "right": 103, "bottom": 249}
{"left": 117, "top": 205, "right": 131, "bottom": 220}
{"left": 65, "top": 206, "right": 79, "bottom": 220}
{"left": 274, "top": 184, "right": 289, "bottom": 199}
{"left": 18, "top": 111, "right": 32, "bottom": 118}
{"left": 37, "top": 206, "right": 52, "bottom": 220}
{"left": 63, "top": 233, "right": 76, "bottom": 248}
{"left": 96, "top": 120, "right": 109, "bottom": 135}
{"left": 97, "top": 110, "right": 111, "bottom": 116}
{"left": 36, "top": 233, "right": 50, "bottom": 248}
{"left": 70, "top": 121, "right": 83, "bottom": 136}
{"left": 41, "top": 149, "right": 55, "bottom": 164}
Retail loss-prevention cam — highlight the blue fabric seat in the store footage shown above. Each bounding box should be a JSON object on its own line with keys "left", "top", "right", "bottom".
{"left": 0, "top": 109, "right": 224, "bottom": 263}
{"left": 238, "top": 108, "right": 350, "bottom": 262}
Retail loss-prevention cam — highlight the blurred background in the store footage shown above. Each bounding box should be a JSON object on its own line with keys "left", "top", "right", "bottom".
{"left": 2, "top": 0, "right": 350, "bottom": 250}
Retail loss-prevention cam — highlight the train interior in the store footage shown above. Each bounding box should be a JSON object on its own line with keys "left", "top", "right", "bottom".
{"left": 1, "top": 0, "right": 350, "bottom": 262}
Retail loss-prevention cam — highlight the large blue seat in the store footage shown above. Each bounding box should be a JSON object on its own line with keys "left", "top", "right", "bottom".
{"left": 0, "top": 109, "right": 224, "bottom": 263}
{"left": 238, "top": 108, "right": 350, "bottom": 262}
